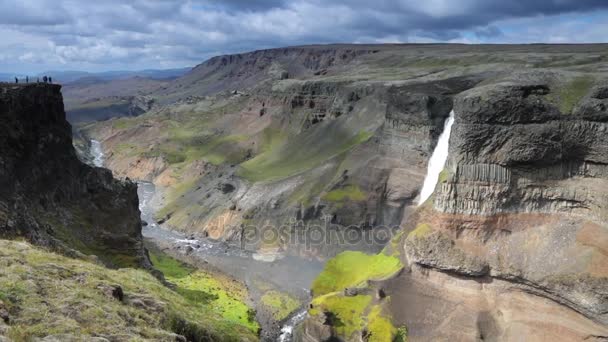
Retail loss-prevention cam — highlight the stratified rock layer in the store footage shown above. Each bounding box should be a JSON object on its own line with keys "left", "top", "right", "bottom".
{"left": 0, "top": 83, "right": 147, "bottom": 267}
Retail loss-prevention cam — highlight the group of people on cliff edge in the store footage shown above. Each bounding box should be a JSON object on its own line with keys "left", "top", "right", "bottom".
{"left": 13, "top": 75, "right": 52, "bottom": 84}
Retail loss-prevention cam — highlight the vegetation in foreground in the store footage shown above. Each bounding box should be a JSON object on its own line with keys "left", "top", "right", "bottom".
{"left": 148, "top": 248, "right": 260, "bottom": 334}
{"left": 0, "top": 239, "right": 258, "bottom": 342}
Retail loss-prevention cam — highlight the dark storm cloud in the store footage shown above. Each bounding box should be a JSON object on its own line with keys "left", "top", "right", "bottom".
{"left": 1, "top": 0, "right": 607, "bottom": 73}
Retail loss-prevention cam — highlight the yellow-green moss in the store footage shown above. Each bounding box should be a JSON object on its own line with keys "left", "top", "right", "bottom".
{"left": 550, "top": 76, "right": 595, "bottom": 114}
{"left": 323, "top": 185, "right": 366, "bottom": 202}
{"left": 312, "top": 251, "right": 403, "bottom": 296}
{"left": 367, "top": 305, "right": 397, "bottom": 342}
{"left": 438, "top": 169, "right": 449, "bottom": 183}
{"left": 260, "top": 291, "right": 301, "bottom": 321}
{"left": 239, "top": 130, "right": 373, "bottom": 183}
{"left": 310, "top": 294, "right": 372, "bottom": 338}
{"left": 0, "top": 240, "right": 257, "bottom": 341}
{"left": 149, "top": 249, "right": 260, "bottom": 333}
{"left": 407, "top": 223, "right": 432, "bottom": 239}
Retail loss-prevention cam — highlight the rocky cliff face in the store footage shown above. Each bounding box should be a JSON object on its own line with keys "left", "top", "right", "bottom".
{"left": 0, "top": 83, "right": 147, "bottom": 267}
{"left": 367, "top": 73, "right": 608, "bottom": 341}
{"left": 75, "top": 44, "right": 608, "bottom": 340}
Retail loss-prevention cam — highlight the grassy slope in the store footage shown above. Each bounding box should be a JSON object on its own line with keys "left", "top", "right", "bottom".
{"left": 148, "top": 248, "right": 260, "bottom": 333}
{"left": 0, "top": 239, "right": 257, "bottom": 342}
{"left": 308, "top": 251, "right": 403, "bottom": 341}
{"left": 311, "top": 251, "right": 402, "bottom": 296}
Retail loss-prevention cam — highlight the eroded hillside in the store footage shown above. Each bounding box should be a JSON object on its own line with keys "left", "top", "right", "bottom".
{"left": 81, "top": 44, "right": 608, "bottom": 262}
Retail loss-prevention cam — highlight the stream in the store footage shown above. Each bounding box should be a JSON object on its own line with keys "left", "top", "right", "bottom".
{"left": 90, "top": 140, "right": 318, "bottom": 341}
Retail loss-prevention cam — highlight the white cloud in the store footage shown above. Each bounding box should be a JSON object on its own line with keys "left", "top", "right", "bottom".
{"left": 0, "top": 0, "right": 607, "bottom": 73}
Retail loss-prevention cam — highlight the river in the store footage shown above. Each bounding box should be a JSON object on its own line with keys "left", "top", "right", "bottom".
{"left": 90, "top": 140, "right": 318, "bottom": 341}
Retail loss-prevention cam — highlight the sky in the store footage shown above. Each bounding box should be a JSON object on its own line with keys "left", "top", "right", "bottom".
{"left": 1, "top": 0, "right": 608, "bottom": 73}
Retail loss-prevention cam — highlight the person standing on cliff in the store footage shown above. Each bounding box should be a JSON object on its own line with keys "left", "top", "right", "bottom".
{"left": 43, "top": 76, "right": 47, "bottom": 83}
{"left": 15, "top": 77, "right": 18, "bottom": 84}
{"left": 49, "top": 77, "right": 52, "bottom": 84}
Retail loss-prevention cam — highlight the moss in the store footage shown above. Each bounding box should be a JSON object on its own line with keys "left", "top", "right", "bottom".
{"left": 549, "top": 76, "right": 595, "bottom": 114}
{"left": 0, "top": 239, "right": 257, "bottom": 341}
{"left": 312, "top": 251, "right": 403, "bottom": 296}
{"left": 260, "top": 290, "right": 301, "bottom": 321}
{"left": 149, "top": 248, "right": 260, "bottom": 333}
{"left": 323, "top": 185, "right": 366, "bottom": 202}
{"left": 393, "top": 326, "right": 408, "bottom": 342}
{"left": 310, "top": 294, "right": 372, "bottom": 339}
{"left": 438, "top": 169, "right": 449, "bottom": 183}
{"left": 239, "top": 130, "right": 373, "bottom": 183}
{"left": 112, "top": 117, "right": 137, "bottom": 130}
{"left": 407, "top": 223, "right": 432, "bottom": 240}
{"left": 367, "top": 305, "right": 397, "bottom": 342}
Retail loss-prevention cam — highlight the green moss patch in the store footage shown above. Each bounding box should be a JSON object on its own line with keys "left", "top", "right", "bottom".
{"left": 312, "top": 251, "right": 403, "bottom": 296}
{"left": 0, "top": 240, "right": 257, "bottom": 341}
{"left": 239, "top": 130, "right": 373, "bottom": 183}
{"left": 149, "top": 249, "right": 260, "bottom": 333}
{"left": 259, "top": 290, "right": 301, "bottom": 321}
{"left": 550, "top": 76, "right": 595, "bottom": 114}
{"left": 310, "top": 294, "right": 372, "bottom": 339}
{"left": 407, "top": 223, "right": 432, "bottom": 240}
{"left": 367, "top": 305, "right": 397, "bottom": 342}
{"left": 323, "top": 185, "right": 366, "bottom": 202}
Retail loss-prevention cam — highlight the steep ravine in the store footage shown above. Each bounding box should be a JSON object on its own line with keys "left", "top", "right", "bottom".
{"left": 76, "top": 45, "right": 608, "bottom": 341}
{"left": 87, "top": 141, "right": 321, "bottom": 341}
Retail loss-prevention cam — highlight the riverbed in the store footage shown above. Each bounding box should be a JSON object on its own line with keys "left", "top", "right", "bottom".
{"left": 90, "top": 140, "right": 320, "bottom": 341}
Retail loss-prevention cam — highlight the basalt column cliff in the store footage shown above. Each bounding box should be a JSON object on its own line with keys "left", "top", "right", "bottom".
{"left": 0, "top": 83, "right": 147, "bottom": 267}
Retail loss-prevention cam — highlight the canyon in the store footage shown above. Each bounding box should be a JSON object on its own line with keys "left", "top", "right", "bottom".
{"left": 1, "top": 43, "right": 607, "bottom": 341}
{"left": 78, "top": 44, "right": 607, "bottom": 341}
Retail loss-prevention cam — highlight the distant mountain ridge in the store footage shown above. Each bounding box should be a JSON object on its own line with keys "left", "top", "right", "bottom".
{"left": 0, "top": 67, "right": 191, "bottom": 84}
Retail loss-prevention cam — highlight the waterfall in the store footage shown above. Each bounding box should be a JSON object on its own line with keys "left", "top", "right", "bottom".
{"left": 91, "top": 140, "right": 105, "bottom": 167}
{"left": 278, "top": 309, "right": 308, "bottom": 342}
{"left": 418, "top": 110, "right": 455, "bottom": 206}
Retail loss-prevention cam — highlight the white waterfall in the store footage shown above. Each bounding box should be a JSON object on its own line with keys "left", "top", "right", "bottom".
{"left": 91, "top": 140, "right": 105, "bottom": 167}
{"left": 417, "top": 110, "right": 455, "bottom": 206}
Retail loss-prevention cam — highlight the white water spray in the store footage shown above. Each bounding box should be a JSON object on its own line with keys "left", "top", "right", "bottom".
{"left": 417, "top": 110, "right": 455, "bottom": 206}
{"left": 91, "top": 140, "right": 105, "bottom": 167}
{"left": 278, "top": 309, "right": 308, "bottom": 342}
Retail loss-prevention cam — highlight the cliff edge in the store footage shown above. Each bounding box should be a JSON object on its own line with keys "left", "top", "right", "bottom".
{"left": 0, "top": 83, "right": 147, "bottom": 267}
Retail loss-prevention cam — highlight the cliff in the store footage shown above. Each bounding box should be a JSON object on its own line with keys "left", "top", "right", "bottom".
{"left": 0, "top": 83, "right": 147, "bottom": 267}
{"left": 300, "top": 71, "right": 608, "bottom": 341}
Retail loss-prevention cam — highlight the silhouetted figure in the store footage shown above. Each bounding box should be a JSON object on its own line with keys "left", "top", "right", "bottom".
{"left": 26, "top": 76, "right": 28, "bottom": 83}
{"left": 43, "top": 76, "right": 48, "bottom": 83}
{"left": 49, "top": 77, "right": 52, "bottom": 84}
{"left": 15, "top": 77, "right": 18, "bottom": 84}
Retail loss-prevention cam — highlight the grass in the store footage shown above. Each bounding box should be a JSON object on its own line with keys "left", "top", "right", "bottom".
{"left": 323, "top": 184, "right": 366, "bottom": 202}
{"left": 549, "top": 76, "right": 595, "bottom": 114}
{"left": 311, "top": 251, "right": 403, "bottom": 296}
{"left": 259, "top": 291, "right": 301, "bottom": 321}
{"left": 239, "top": 130, "right": 373, "bottom": 183}
{"left": 0, "top": 239, "right": 257, "bottom": 341}
{"left": 148, "top": 249, "right": 260, "bottom": 334}
{"left": 367, "top": 305, "right": 397, "bottom": 342}
{"left": 310, "top": 294, "right": 372, "bottom": 339}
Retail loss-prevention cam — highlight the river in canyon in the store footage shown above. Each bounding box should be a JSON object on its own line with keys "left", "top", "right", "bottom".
{"left": 90, "top": 140, "right": 320, "bottom": 341}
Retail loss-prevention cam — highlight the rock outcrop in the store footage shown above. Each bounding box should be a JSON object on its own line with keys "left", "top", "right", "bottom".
{"left": 399, "top": 74, "right": 608, "bottom": 340}
{"left": 0, "top": 83, "right": 148, "bottom": 267}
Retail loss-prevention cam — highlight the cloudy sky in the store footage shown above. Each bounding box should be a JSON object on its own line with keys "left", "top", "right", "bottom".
{"left": 1, "top": 0, "right": 608, "bottom": 73}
